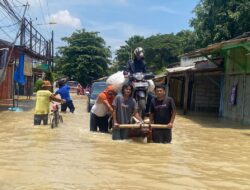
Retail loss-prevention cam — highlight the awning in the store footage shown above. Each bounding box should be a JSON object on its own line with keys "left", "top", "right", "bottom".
{"left": 166, "top": 64, "right": 222, "bottom": 75}
{"left": 166, "top": 66, "right": 195, "bottom": 73}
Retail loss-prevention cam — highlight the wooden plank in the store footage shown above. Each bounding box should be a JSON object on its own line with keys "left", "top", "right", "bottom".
{"left": 117, "top": 124, "right": 170, "bottom": 129}
{"left": 151, "top": 124, "right": 170, "bottom": 129}
{"left": 183, "top": 72, "right": 189, "bottom": 115}
{"left": 118, "top": 124, "right": 141, "bottom": 128}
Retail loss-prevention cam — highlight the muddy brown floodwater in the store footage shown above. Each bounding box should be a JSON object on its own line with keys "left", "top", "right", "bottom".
{"left": 0, "top": 95, "right": 250, "bottom": 190}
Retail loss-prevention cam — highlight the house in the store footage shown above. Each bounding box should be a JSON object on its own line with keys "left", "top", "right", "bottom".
{"left": 0, "top": 38, "right": 51, "bottom": 100}
{"left": 166, "top": 56, "right": 223, "bottom": 115}
{"left": 155, "top": 32, "right": 250, "bottom": 124}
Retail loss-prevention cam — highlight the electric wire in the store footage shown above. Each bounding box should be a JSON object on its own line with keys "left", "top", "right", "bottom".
{"left": 0, "top": 0, "right": 52, "bottom": 61}
{"left": 38, "top": 0, "right": 50, "bottom": 39}
{"left": 0, "top": 21, "right": 18, "bottom": 28}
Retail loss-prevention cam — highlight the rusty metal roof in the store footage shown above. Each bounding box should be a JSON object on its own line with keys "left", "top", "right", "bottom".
{"left": 181, "top": 36, "right": 250, "bottom": 58}
{"left": 0, "top": 39, "right": 50, "bottom": 61}
{"left": 166, "top": 66, "right": 195, "bottom": 73}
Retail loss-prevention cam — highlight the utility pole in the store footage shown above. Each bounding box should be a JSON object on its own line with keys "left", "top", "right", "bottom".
{"left": 51, "top": 30, "right": 54, "bottom": 71}
{"left": 20, "top": 18, "right": 25, "bottom": 46}
{"left": 19, "top": 3, "right": 29, "bottom": 46}
{"left": 30, "top": 18, "right": 32, "bottom": 50}
{"left": 9, "top": 2, "right": 28, "bottom": 111}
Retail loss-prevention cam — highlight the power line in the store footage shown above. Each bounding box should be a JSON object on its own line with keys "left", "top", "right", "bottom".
{"left": 0, "top": 7, "right": 19, "bottom": 41}
{"left": 45, "top": 0, "right": 52, "bottom": 32}
{"left": 11, "top": 0, "right": 24, "bottom": 6}
{"left": 38, "top": 0, "right": 50, "bottom": 39}
{"left": 0, "top": 8, "right": 16, "bottom": 23}
{"left": 45, "top": 0, "right": 51, "bottom": 18}
{"left": 9, "top": 0, "right": 22, "bottom": 19}
{"left": 0, "top": 27, "right": 14, "bottom": 40}
{"left": 0, "top": 21, "right": 18, "bottom": 28}
{"left": 0, "top": 0, "right": 21, "bottom": 22}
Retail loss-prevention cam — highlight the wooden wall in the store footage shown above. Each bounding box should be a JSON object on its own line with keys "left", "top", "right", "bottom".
{"left": 223, "top": 74, "right": 250, "bottom": 124}
{"left": 0, "top": 65, "right": 13, "bottom": 99}
{"left": 169, "top": 78, "right": 183, "bottom": 107}
{"left": 191, "top": 75, "right": 221, "bottom": 113}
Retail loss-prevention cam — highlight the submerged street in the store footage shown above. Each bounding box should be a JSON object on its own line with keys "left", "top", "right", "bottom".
{"left": 0, "top": 95, "right": 250, "bottom": 190}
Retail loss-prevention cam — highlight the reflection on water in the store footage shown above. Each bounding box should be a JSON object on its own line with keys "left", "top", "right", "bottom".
{"left": 0, "top": 96, "right": 250, "bottom": 190}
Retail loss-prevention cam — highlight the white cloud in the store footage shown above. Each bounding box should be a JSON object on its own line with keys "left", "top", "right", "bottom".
{"left": 149, "top": 6, "right": 178, "bottom": 14}
{"left": 48, "top": 10, "right": 81, "bottom": 28}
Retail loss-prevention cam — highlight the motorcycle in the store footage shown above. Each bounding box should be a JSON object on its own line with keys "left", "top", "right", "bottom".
{"left": 127, "top": 72, "right": 155, "bottom": 118}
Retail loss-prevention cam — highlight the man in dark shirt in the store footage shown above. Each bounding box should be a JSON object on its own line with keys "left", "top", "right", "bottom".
{"left": 149, "top": 84, "right": 176, "bottom": 143}
{"left": 125, "top": 47, "right": 146, "bottom": 74}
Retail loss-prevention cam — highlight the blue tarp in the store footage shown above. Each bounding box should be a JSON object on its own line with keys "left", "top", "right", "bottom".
{"left": 14, "top": 52, "right": 25, "bottom": 85}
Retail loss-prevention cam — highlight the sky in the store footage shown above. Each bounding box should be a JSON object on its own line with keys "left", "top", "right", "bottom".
{"left": 0, "top": 0, "right": 200, "bottom": 55}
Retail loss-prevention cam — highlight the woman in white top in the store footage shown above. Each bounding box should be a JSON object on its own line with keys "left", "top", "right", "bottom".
{"left": 90, "top": 85, "right": 116, "bottom": 133}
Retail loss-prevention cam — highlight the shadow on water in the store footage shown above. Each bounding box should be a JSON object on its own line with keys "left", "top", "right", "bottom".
{"left": 177, "top": 110, "right": 250, "bottom": 130}
{"left": 242, "top": 133, "right": 250, "bottom": 137}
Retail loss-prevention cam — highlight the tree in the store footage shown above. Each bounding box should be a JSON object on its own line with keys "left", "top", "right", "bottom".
{"left": 176, "top": 30, "right": 198, "bottom": 53}
{"left": 190, "top": 0, "right": 250, "bottom": 47}
{"left": 142, "top": 33, "right": 182, "bottom": 72}
{"left": 55, "top": 29, "right": 111, "bottom": 86}
{"left": 113, "top": 32, "right": 196, "bottom": 74}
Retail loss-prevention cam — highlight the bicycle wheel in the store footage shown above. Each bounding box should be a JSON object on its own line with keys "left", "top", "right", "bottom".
{"left": 59, "top": 115, "right": 63, "bottom": 123}
{"left": 55, "top": 112, "right": 59, "bottom": 127}
{"left": 51, "top": 117, "right": 56, "bottom": 128}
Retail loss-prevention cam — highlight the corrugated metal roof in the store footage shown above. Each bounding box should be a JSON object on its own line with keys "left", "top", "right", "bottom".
{"left": 166, "top": 66, "right": 195, "bottom": 73}
{"left": 180, "top": 36, "right": 250, "bottom": 58}
{"left": 166, "top": 63, "right": 220, "bottom": 74}
{"left": 0, "top": 39, "right": 12, "bottom": 47}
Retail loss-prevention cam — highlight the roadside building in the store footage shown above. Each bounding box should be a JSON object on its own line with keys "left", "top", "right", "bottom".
{"left": 153, "top": 32, "right": 250, "bottom": 124}
{"left": 0, "top": 39, "right": 51, "bottom": 100}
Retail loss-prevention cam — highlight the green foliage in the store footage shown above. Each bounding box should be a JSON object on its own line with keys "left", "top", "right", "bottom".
{"left": 112, "top": 31, "right": 197, "bottom": 73}
{"left": 34, "top": 79, "right": 43, "bottom": 92}
{"left": 190, "top": 0, "right": 250, "bottom": 47}
{"left": 44, "top": 72, "right": 54, "bottom": 82}
{"left": 142, "top": 33, "right": 182, "bottom": 71}
{"left": 176, "top": 30, "right": 198, "bottom": 53}
{"left": 54, "top": 29, "right": 111, "bottom": 86}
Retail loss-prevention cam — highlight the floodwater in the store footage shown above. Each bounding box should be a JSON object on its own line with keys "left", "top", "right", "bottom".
{"left": 0, "top": 95, "right": 250, "bottom": 190}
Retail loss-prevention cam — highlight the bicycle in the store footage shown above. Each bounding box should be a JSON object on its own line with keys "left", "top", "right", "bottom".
{"left": 50, "top": 102, "right": 63, "bottom": 128}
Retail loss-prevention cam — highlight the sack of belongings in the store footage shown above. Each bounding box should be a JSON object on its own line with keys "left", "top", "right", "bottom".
{"left": 106, "top": 71, "right": 128, "bottom": 92}
{"left": 147, "top": 79, "right": 155, "bottom": 93}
